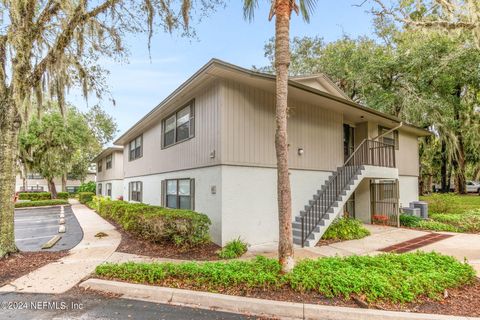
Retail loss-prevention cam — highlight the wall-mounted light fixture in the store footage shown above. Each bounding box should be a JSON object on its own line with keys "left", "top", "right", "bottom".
{"left": 210, "top": 150, "right": 216, "bottom": 159}
{"left": 297, "top": 148, "right": 304, "bottom": 156}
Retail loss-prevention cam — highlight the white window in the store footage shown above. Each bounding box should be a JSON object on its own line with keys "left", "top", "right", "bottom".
{"left": 162, "top": 102, "right": 194, "bottom": 148}
{"left": 129, "top": 135, "right": 143, "bottom": 161}
{"left": 165, "top": 178, "right": 193, "bottom": 210}
{"left": 97, "top": 183, "right": 102, "bottom": 196}
{"left": 129, "top": 181, "right": 142, "bottom": 202}
{"left": 106, "top": 183, "right": 112, "bottom": 197}
{"left": 106, "top": 154, "right": 113, "bottom": 169}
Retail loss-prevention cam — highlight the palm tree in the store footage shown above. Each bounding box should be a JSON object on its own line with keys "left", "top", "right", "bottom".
{"left": 243, "top": 0, "right": 317, "bottom": 273}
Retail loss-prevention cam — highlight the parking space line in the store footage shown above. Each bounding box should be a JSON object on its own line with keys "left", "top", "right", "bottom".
{"left": 15, "top": 225, "right": 59, "bottom": 231}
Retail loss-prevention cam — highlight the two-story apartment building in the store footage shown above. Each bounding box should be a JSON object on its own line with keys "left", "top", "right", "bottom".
{"left": 15, "top": 170, "right": 96, "bottom": 193}
{"left": 93, "top": 147, "right": 124, "bottom": 199}
{"left": 98, "top": 59, "right": 429, "bottom": 247}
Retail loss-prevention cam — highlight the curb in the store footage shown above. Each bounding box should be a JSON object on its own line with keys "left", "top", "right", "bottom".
{"left": 79, "top": 279, "right": 479, "bottom": 320}
{"left": 15, "top": 204, "right": 72, "bottom": 210}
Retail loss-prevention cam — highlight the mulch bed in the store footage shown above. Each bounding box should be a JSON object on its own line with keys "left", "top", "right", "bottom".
{"left": 0, "top": 251, "right": 68, "bottom": 286}
{"left": 95, "top": 276, "right": 480, "bottom": 317}
{"left": 110, "top": 220, "right": 221, "bottom": 261}
{"left": 315, "top": 238, "right": 344, "bottom": 247}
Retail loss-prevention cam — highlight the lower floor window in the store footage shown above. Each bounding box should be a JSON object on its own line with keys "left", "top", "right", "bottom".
{"left": 106, "top": 183, "right": 112, "bottom": 197}
{"left": 165, "top": 178, "right": 194, "bottom": 210}
{"left": 97, "top": 183, "right": 102, "bottom": 196}
{"left": 129, "top": 181, "right": 142, "bottom": 202}
{"left": 66, "top": 186, "right": 79, "bottom": 193}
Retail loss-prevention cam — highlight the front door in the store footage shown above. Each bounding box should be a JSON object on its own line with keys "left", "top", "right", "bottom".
{"left": 343, "top": 124, "right": 355, "bottom": 162}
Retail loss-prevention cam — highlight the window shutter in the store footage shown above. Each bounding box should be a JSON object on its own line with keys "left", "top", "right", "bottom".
{"left": 139, "top": 181, "right": 143, "bottom": 202}
{"left": 190, "top": 178, "right": 195, "bottom": 210}
{"left": 189, "top": 103, "right": 195, "bottom": 138}
{"left": 160, "top": 120, "right": 164, "bottom": 149}
{"left": 161, "top": 180, "right": 166, "bottom": 207}
{"left": 128, "top": 182, "right": 131, "bottom": 201}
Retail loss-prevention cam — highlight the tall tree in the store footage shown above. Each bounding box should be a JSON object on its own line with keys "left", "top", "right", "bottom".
{"left": 243, "top": 0, "right": 317, "bottom": 273}
{"left": 372, "top": 0, "right": 480, "bottom": 47}
{"left": 0, "top": 0, "right": 222, "bottom": 258}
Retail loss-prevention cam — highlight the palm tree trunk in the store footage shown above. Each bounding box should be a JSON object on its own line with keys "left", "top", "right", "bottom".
{"left": 440, "top": 140, "right": 448, "bottom": 193}
{"left": 62, "top": 173, "right": 67, "bottom": 192}
{"left": 0, "top": 98, "right": 20, "bottom": 257}
{"left": 275, "top": 0, "right": 294, "bottom": 273}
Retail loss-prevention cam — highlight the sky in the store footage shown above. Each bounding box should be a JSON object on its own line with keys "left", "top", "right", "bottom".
{"left": 68, "top": 1, "right": 379, "bottom": 140}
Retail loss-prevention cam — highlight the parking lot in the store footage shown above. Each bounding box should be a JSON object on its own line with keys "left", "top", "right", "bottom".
{"left": 14, "top": 206, "right": 83, "bottom": 252}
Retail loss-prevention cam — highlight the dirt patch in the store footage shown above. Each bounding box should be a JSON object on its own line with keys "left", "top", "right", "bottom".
{"left": 315, "top": 238, "right": 343, "bottom": 247}
{"left": 0, "top": 251, "right": 68, "bottom": 286}
{"left": 111, "top": 220, "right": 221, "bottom": 261}
{"left": 94, "top": 275, "right": 480, "bottom": 317}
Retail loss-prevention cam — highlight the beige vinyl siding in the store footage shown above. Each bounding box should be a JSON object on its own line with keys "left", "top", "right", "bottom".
{"left": 396, "top": 131, "right": 419, "bottom": 176}
{"left": 123, "top": 80, "right": 221, "bottom": 177}
{"left": 97, "top": 151, "right": 124, "bottom": 182}
{"left": 220, "top": 79, "right": 343, "bottom": 171}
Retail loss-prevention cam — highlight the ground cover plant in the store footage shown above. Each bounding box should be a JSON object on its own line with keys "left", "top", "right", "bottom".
{"left": 218, "top": 238, "right": 248, "bottom": 259}
{"left": 95, "top": 252, "right": 475, "bottom": 303}
{"left": 322, "top": 218, "right": 370, "bottom": 241}
{"left": 15, "top": 199, "right": 69, "bottom": 208}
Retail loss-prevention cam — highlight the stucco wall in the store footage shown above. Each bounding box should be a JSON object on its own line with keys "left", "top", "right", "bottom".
{"left": 398, "top": 175, "right": 419, "bottom": 208}
{"left": 122, "top": 166, "right": 223, "bottom": 244}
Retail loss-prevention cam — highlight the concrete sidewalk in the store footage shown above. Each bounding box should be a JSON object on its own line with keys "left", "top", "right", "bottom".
{"left": 0, "top": 200, "right": 121, "bottom": 294}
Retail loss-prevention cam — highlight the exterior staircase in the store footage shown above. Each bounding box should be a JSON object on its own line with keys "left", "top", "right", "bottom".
{"left": 292, "top": 139, "right": 396, "bottom": 247}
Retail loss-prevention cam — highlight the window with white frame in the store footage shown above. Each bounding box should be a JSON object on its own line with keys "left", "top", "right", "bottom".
{"left": 129, "top": 181, "right": 142, "bottom": 202}
{"left": 106, "top": 154, "right": 113, "bottom": 169}
{"left": 378, "top": 126, "right": 399, "bottom": 150}
{"left": 165, "top": 179, "right": 193, "bottom": 210}
{"left": 106, "top": 183, "right": 112, "bottom": 197}
{"left": 129, "top": 135, "right": 143, "bottom": 161}
{"left": 162, "top": 102, "right": 194, "bottom": 148}
{"left": 97, "top": 183, "right": 102, "bottom": 196}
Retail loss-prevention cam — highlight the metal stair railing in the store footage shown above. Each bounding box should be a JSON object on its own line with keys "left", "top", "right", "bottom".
{"left": 299, "top": 139, "right": 396, "bottom": 247}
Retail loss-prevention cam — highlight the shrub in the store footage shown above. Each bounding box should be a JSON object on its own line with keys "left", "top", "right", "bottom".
{"left": 18, "top": 192, "right": 51, "bottom": 201}
{"left": 416, "top": 220, "right": 461, "bottom": 232}
{"left": 15, "top": 199, "right": 69, "bottom": 208}
{"left": 79, "top": 192, "right": 95, "bottom": 204}
{"left": 322, "top": 218, "right": 370, "bottom": 240}
{"left": 399, "top": 214, "right": 422, "bottom": 227}
{"left": 77, "top": 181, "right": 96, "bottom": 193}
{"left": 218, "top": 238, "right": 248, "bottom": 259}
{"left": 56, "top": 192, "right": 69, "bottom": 200}
{"left": 96, "top": 252, "right": 475, "bottom": 303}
{"left": 424, "top": 193, "right": 457, "bottom": 214}
{"left": 97, "top": 200, "right": 211, "bottom": 247}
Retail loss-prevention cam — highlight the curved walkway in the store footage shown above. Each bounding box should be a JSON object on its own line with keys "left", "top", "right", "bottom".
{"left": 0, "top": 200, "right": 121, "bottom": 294}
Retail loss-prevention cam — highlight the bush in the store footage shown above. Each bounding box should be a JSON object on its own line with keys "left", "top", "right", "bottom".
{"left": 218, "top": 238, "right": 248, "bottom": 259}
{"left": 96, "top": 252, "right": 475, "bottom": 303}
{"left": 322, "top": 218, "right": 370, "bottom": 241}
{"left": 399, "top": 214, "right": 422, "bottom": 227}
{"left": 78, "top": 181, "right": 96, "bottom": 193}
{"left": 416, "top": 220, "right": 461, "bottom": 232}
{"left": 15, "top": 199, "right": 69, "bottom": 208}
{"left": 425, "top": 193, "right": 457, "bottom": 214}
{"left": 56, "top": 192, "right": 69, "bottom": 200}
{"left": 79, "top": 192, "right": 95, "bottom": 204}
{"left": 97, "top": 199, "right": 211, "bottom": 247}
{"left": 18, "top": 192, "right": 51, "bottom": 201}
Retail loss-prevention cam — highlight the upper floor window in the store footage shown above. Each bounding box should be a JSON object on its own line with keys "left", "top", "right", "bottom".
{"left": 129, "top": 135, "right": 143, "bottom": 161}
{"left": 162, "top": 101, "right": 195, "bottom": 148}
{"left": 106, "top": 154, "right": 113, "bottom": 169}
{"left": 97, "top": 160, "right": 102, "bottom": 172}
{"left": 378, "top": 126, "right": 399, "bottom": 150}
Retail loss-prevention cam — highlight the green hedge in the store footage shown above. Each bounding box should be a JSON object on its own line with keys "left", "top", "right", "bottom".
{"left": 79, "top": 192, "right": 95, "bottom": 204}
{"left": 57, "top": 192, "right": 69, "bottom": 199}
{"left": 15, "top": 199, "right": 69, "bottom": 208}
{"left": 97, "top": 199, "right": 211, "bottom": 247}
{"left": 18, "top": 192, "right": 51, "bottom": 201}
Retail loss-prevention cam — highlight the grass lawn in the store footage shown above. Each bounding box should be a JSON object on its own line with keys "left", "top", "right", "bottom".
{"left": 96, "top": 252, "right": 475, "bottom": 304}
{"left": 401, "top": 194, "right": 480, "bottom": 233}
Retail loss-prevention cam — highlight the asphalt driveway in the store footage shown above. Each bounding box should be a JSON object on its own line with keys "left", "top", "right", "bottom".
{"left": 14, "top": 206, "right": 83, "bottom": 252}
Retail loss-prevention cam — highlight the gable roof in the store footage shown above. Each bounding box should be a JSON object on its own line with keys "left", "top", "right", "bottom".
{"left": 114, "top": 59, "right": 430, "bottom": 145}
